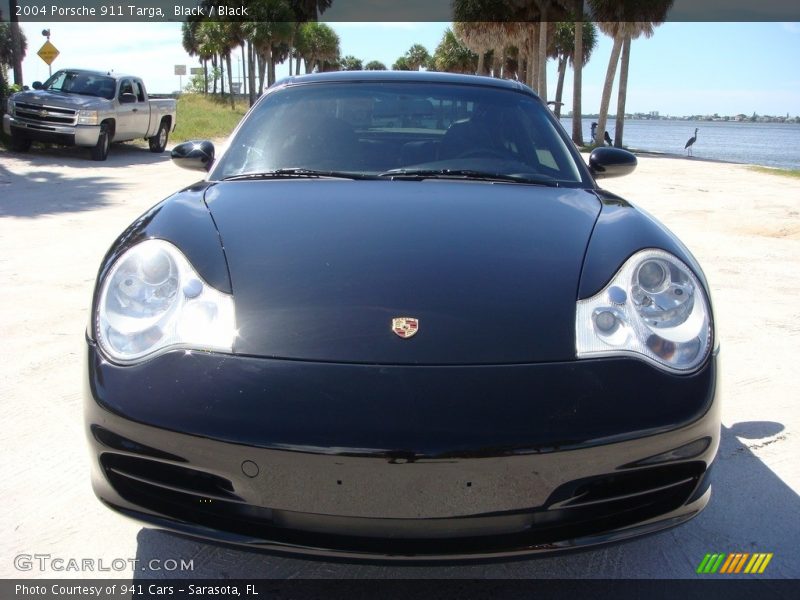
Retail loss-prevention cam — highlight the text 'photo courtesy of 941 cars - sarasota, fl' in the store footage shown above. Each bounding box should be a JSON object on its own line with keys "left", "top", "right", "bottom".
{"left": 84, "top": 71, "right": 719, "bottom": 561}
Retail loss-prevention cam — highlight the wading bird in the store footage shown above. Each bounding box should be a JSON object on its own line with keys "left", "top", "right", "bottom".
{"left": 685, "top": 128, "right": 699, "bottom": 156}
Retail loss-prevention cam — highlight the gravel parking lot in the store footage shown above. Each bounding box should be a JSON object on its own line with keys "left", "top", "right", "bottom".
{"left": 1, "top": 142, "right": 798, "bottom": 579}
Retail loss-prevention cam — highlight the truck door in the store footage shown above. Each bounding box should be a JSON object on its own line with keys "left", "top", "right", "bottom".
{"left": 116, "top": 78, "right": 149, "bottom": 140}
{"left": 131, "top": 80, "right": 152, "bottom": 136}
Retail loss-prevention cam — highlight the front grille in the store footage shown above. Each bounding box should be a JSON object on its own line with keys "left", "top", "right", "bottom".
{"left": 103, "top": 453, "right": 707, "bottom": 555}
{"left": 14, "top": 102, "right": 77, "bottom": 125}
{"left": 101, "top": 453, "right": 241, "bottom": 502}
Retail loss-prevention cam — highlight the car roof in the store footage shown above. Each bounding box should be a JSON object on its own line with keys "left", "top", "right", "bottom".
{"left": 276, "top": 70, "right": 538, "bottom": 97}
{"left": 56, "top": 68, "right": 134, "bottom": 80}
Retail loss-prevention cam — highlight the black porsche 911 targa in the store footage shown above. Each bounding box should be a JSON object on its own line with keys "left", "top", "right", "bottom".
{"left": 85, "top": 71, "right": 719, "bottom": 560}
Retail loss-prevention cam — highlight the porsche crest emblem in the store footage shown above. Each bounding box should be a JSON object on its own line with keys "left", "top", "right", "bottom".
{"left": 392, "top": 317, "right": 419, "bottom": 339}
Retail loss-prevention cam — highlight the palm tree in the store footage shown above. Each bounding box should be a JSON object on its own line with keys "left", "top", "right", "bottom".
{"left": 339, "top": 55, "right": 363, "bottom": 71}
{"left": 452, "top": 22, "right": 491, "bottom": 75}
{"left": 613, "top": 4, "right": 673, "bottom": 146}
{"left": 549, "top": 20, "right": 597, "bottom": 118}
{"left": 530, "top": 1, "right": 570, "bottom": 100}
{"left": 392, "top": 56, "right": 411, "bottom": 71}
{"left": 246, "top": 0, "right": 294, "bottom": 93}
{"left": 591, "top": 0, "right": 673, "bottom": 147}
{"left": 182, "top": 20, "right": 213, "bottom": 94}
{"left": 364, "top": 60, "right": 387, "bottom": 71}
{"left": 288, "top": 0, "right": 332, "bottom": 75}
{"left": 404, "top": 44, "right": 431, "bottom": 71}
{"left": 7, "top": 0, "right": 23, "bottom": 86}
{"left": 431, "top": 28, "right": 477, "bottom": 74}
{"left": 294, "top": 22, "right": 339, "bottom": 74}
{"left": 571, "top": 0, "right": 585, "bottom": 144}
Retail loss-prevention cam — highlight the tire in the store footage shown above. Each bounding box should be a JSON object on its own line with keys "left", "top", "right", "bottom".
{"left": 91, "top": 123, "right": 111, "bottom": 161}
{"left": 148, "top": 120, "right": 169, "bottom": 153}
{"left": 10, "top": 135, "right": 32, "bottom": 152}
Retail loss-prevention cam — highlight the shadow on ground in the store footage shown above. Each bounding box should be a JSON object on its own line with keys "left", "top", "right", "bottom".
{"left": 131, "top": 422, "right": 798, "bottom": 579}
{"left": 0, "top": 143, "right": 169, "bottom": 218}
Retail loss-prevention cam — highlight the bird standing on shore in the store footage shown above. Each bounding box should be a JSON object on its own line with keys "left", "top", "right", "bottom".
{"left": 590, "top": 122, "right": 613, "bottom": 146}
{"left": 685, "top": 128, "right": 699, "bottom": 156}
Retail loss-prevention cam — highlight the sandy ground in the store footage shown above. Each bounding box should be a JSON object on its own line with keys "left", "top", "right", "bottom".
{"left": 1, "top": 143, "right": 798, "bottom": 580}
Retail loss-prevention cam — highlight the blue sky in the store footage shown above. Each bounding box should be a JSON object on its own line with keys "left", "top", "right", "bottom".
{"left": 18, "top": 21, "right": 800, "bottom": 117}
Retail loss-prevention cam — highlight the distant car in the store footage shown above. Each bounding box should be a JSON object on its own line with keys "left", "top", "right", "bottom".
{"left": 3, "top": 69, "right": 176, "bottom": 160}
{"left": 85, "top": 71, "right": 719, "bottom": 560}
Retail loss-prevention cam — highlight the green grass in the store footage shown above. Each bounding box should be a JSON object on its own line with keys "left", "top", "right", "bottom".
{"left": 748, "top": 166, "right": 800, "bottom": 179}
{"left": 172, "top": 94, "right": 249, "bottom": 143}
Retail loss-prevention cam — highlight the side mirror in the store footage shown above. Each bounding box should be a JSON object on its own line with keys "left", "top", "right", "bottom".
{"left": 589, "top": 147, "right": 637, "bottom": 179}
{"left": 119, "top": 93, "right": 137, "bottom": 104}
{"left": 171, "top": 140, "right": 215, "bottom": 172}
{"left": 32, "top": 81, "right": 43, "bottom": 90}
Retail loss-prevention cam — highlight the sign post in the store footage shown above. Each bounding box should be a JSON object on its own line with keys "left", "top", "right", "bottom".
{"left": 37, "top": 40, "right": 59, "bottom": 77}
{"left": 174, "top": 65, "right": 186, "bottom": 92}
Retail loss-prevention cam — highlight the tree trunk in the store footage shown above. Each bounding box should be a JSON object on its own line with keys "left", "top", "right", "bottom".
{"left": 241, "top": 43, "right": 247, "bottom": 99}
{"left": 211, "top": 55, "right": 218, "bottom": 94}
{"left": 248, "top": 41, "right": 256, "bottom": 105}
{"left": 554, "top": 57, "right": 567, "bottom": 118}
{"left": 477, "top": 51, "right": 484, "bottom": 76}
{"left": 595, "top": 34, "right": 623, "bottom": 147}
{"left": 267, "top": 45, "right": 276, "bottom": 88}
{"left": 537, "top": 7, "right": 548, "bottom": 101}
{"left": 530, "top": 25, "right": 540, "bottom": 93}
{"left": 257, "top": 52, "right": 267, "bottom": 95}
{"left": 226, "top": 53, "right": 235, "bottom": 109}
{"left": 288, "top": 32, "right": 295, "bottom": 76}
{"left": 614, "top": 33, "right": 631, "bottom": 147}
{"left": 203, "top": 60, "right": 209, "bottom": 95}
{"left": 571, "top": 5, "right": 584, "bottom": 145}
{"left": 219, "top": 54, "right": 226, "bottom": 96}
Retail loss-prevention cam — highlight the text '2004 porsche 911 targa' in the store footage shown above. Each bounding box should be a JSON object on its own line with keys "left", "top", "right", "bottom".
{"left": 85, "top": 71, "right": 719, "bottom": 560}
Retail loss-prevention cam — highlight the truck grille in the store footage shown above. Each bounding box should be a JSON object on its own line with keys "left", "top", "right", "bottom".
{"left": 14, "top": 102, "right": 77, "bottom": 125}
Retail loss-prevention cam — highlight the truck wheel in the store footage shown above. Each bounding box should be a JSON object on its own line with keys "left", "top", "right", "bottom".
{"left": 91, "top": 124, "right": 111, "bottom": 161}
{"left": 10, "top": 135, "right": 32, "bottom": 152}
{"left": 148, "top": 121, "right": 169, "bottom": 153}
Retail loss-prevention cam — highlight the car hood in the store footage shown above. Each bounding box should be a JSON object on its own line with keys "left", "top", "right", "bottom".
{"left": 204, "top": 180, "right": 601, "bottom": 365}
{"left": 12, "top": 89, "right": 110, "bottom": 110}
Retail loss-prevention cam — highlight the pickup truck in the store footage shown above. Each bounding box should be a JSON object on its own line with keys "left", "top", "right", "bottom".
{"left": 3, "top": 69, "right": 177, "bottom": 161}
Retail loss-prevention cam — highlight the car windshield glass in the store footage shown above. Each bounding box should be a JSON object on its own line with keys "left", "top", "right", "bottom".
{"left": 211, "top": 81, "right": 587, "bottom": 186}
{"left": 42, "top": 70, "right": 116, "bottom": 100}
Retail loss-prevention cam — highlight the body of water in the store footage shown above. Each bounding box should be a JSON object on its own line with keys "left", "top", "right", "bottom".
{"left": 559, "top": 118, "right": 800, "bottom": 170}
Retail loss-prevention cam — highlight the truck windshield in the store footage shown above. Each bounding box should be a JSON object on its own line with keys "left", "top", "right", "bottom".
{"left": 41, "top": 70, "right": 116, "bottom": 100}
{"left": 211, "top": 81, "right": 587, "bottom": 187}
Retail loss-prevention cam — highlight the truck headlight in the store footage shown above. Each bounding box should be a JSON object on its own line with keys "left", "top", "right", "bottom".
{"left": 576, "top": 249, "right": 713, "bottom": 372}
{"left": 6, "top": 99, "right": 13, "bottom": 116}
{"left": 95, "top": 239, "right": 236, "bottom": 364}
{"left": 78, "top": 109, "right": 99, "bottom": 125}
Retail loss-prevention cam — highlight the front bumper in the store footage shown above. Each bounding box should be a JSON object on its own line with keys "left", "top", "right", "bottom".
{"left": 4, "top": 114, "right": 101, "bottom": 146}
{"left": 85, "top": 344, "right": 719, "bottom": 560}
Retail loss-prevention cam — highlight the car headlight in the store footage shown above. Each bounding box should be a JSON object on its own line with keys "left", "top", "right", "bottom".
{"left": 6, "top": 98, "right": 14, "bottom": 116}
{"left": 95, "top": 239, "right": 235, "bottom": 364}
{"left": 576, "top": 249, "right": 712, "bottom": 372}
{"left": 78, "top": 109, "right": 99, "bottom": 125}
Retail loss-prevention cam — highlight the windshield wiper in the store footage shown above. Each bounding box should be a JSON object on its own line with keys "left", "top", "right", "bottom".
{"left": 221, "top": 168, "right": 377, "bottom": 182}
{"left": 377, "top": 168, "right": 560, "bottom": 187}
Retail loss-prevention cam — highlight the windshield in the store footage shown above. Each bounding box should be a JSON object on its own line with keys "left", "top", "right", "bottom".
{"left": 41, "top": 70, "right": 116, "bottom": 100}
{"left": 212, "top": 81, "right": 587, "bottom": 187}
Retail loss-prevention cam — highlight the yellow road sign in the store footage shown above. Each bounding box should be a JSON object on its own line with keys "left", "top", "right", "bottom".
{"left": 37, "top": 40, "right": 60, "bottom": 66}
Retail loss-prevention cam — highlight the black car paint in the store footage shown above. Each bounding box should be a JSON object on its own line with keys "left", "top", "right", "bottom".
{"left": 87, "top": 347, "right": 716, "bottom": 455}
{"left": 204, "top": 180, "right": 600, "bottom": 364}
